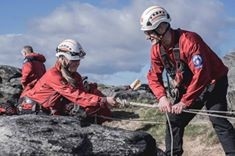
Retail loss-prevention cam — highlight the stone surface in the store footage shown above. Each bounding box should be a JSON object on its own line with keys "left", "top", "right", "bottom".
{"left": 0, "top": 115, "right": 165, "bottom": 156}
{"left": 0, "top": 65, "right": 22, "bottom": 106}
{"left": 223, "top": 52, "right": 235, "bottom": 110}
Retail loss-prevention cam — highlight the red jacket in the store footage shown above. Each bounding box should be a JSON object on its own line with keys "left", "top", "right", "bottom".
{"left": 23, "top": 61, "right": 105, "bottom": 110}
{"left": 21, "top": 53, "right": 46, "bottom": 95}
{"left": 147, "top": 29, "right": 228, "bottom": 106}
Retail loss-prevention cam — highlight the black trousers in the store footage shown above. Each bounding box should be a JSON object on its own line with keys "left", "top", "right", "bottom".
{"left": 165, "top": 76, "right": 235, "bottom": 156}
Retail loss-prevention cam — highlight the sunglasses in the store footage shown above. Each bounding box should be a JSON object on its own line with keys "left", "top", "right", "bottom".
{"left": 144, "top": 28, "right": 162, "bottom": 37}
{"left": 69, "top": 50, "right": 86, "bottom": 58}
{"left": 57, "top": 48, "right": 86, "bottom": 58}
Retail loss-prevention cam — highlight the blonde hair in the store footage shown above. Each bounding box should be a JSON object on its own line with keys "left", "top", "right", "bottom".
{"left": 59, "top": 57, "right": 77, "bottom": 88}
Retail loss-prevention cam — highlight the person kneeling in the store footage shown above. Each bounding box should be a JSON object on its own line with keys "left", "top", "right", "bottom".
{"left": 18, "top": 39, "right": 118, "bottom": 124}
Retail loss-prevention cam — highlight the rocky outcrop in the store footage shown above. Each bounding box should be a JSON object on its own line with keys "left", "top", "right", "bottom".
{"left": 223, "top": 52, "right": 235, "bottom": 110}
{"left": 0, "top": 115, "right": 164, "bottom": 156}
{"left": 0, "top": 65, "right": 165, "bottom": 155}
{"left": 0, "top": 65, "right": 22, "bottom": 106}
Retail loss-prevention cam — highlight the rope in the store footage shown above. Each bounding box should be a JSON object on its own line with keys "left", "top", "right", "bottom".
{"left": 183, "top": 109, "right": 235, "bottom": 120}
{"left": 95, "top": 101, "right": 235, "bottom": 156}
{"left": 165, "top": 112, "right": 173, "bottom": 156}
{"left": 187, "top": 108, "right": 235, "bottom": 115}
{"left": 128, "top": 102, "right": 235, "bottom": 120}
{"left": 127, "top": 101, "right": 235, "bottom": 156}
{"left": 96, "top": 115, "right": 164, "bottom": 124}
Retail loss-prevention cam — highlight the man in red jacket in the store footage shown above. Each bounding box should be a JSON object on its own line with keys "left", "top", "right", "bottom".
{"left": 20, "top": 45, "right": 46, "bottom": 95}
{"left": 140, "top": 5, "right": 235, "bottom": 156}
{"left": 19, "top": 39, "right": 117, "bottom": 124}
{"left": 0, "top": 46, "right": 46, "bottom": 115}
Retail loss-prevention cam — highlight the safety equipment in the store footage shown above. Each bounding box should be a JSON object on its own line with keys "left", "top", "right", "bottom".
{"left": 64, "top": 103, "right": 87, "bottom": 117}
{"left": 56, "top": 39, "right": 86, "bottom": 60}
{"left": 82, "top": 76, "right": 90, "bottom": 92}
{"left": 140, "top": 6, "right": 171, "bottom": 31}
{"left": 17, "top": 96, "right": 40, "bottom": 114}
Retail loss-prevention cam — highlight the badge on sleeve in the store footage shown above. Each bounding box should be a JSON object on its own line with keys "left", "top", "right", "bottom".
{"left": 192, "top": 54, "right": 203, "bottom": 68}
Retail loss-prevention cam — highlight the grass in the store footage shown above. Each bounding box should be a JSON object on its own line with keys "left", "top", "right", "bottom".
{"left": 136, "top": 107, "right": 219, "bottom": 145}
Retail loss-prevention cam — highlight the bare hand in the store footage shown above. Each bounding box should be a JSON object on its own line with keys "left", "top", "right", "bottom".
{"left": 158, "top": 96, "right": 172, "bottom": 113}
{"left": 106, "top": 97, "right": 118, "bottom": 107}
{"left": 171, "top": 102, "right": 187, "bottom": 114}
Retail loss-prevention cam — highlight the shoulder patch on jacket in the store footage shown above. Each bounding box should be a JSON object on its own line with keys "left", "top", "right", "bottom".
{"left": 192, "top": 55, "right": 203, "bottom": 68}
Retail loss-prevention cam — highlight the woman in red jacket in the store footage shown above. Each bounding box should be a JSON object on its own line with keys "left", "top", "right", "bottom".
{"left": 140, "top": 5, "right": 235, "bottom": 156}
{"left": 19, "top": 39, "right": 117, "bottom": 124}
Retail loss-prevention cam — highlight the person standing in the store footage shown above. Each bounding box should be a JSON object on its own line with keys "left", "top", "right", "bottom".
{"left": 140, "top": 5, "right": 235, "bottom": 156}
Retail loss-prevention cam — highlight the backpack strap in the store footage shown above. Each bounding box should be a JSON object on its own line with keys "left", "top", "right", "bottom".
{"left": 159, "top": 29, "right": 185, "bottom": 101}
{"left": 23, "top": 57, "right": 36, "bottom": 64}
{"left": 160, "top": 29, "right": 182, "bottom": 78}
{"left": 172, "top": 43, "right": 184, "bottom": 73}
{"left": 160, "top": 46, "right": 176, "bottom": 79}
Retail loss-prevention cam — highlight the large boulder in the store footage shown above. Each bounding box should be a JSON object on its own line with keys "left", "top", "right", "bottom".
{"left": 223, "top": 52, "right": 235, "bottom": 110}
{"left": 0, "top": 65, "right": 22, "bottom": 105}
{"left": 0, "top": 65, "right": 165, "bottom": 155}
{"left": 0, "top": 115, "right": 165, "bottom": 156}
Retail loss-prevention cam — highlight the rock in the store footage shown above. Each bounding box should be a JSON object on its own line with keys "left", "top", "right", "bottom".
{"left": 99, "top": 85, "right": 157, "bottom": 104}
{"left": 0, "top": 115, "right": 165, "bottom": 156}
{"left": 223, "top": 52, "right": 235, "bottom": 110}
{"left": 0, "top": 65, "right": 22, "bottom": 105}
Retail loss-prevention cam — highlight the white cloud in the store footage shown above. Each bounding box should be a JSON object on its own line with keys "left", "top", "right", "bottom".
{"left": 0, "top": 0, "right": 234, "bottom": 85}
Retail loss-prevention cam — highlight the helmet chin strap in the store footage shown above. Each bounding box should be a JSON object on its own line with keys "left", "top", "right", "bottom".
{"left": 153, "top": 23, "right": 170, "bottom": 45}
{"left": 151, "top": 36, "right": 162, "bottom": 45}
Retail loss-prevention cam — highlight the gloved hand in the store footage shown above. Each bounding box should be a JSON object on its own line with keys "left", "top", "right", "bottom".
{"left": 98, "top": 96, "right": 119, "bottom": 109}
{"left": 115, "top": 97, "right": 129, "bottom": 108}
{"left": 105, "top": 97, "right": 119, "bottom": 108}
{"left": 64, "top": 103, "right": 87, "bottom": 118}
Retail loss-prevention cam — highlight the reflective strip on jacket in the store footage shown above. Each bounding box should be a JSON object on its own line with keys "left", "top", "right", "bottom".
{"left": 147, "top": 29, "right": 228, "bottom": 106}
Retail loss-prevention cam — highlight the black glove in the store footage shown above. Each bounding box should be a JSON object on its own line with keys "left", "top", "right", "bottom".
{"left": 114, "top": 92, "right": 129, "bottom": 107}
{"left": 0, "top": 102, "right": 17, "bottom": 115}
{"left": 65, "top": 103, "right": 87, "bottom": 118}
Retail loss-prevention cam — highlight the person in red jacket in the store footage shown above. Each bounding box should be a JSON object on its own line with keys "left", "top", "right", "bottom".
{"left": 140, "top": 6, "right": 235, "bottom": 156}
{"left": 20, "top": 45, "right": 46, "bottom": 95}
{"left": 19, "top": 39, "right": 117, "bottom": 124}
{"left": 0, "top": 46, "right": 46, "bottom": 115}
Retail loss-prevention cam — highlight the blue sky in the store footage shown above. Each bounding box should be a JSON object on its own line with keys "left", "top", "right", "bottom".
{"left": 0, "top": 0, "right": 131, "bottom": 34}
{"left": 0, "top": 0, "right": 235, "bottom": 85}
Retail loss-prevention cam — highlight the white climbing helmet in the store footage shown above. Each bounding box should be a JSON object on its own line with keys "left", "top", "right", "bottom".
{"left": 56, "top": 39, "right": 86, "bottom": 60}
{"left": 140, "top": 6, "right": 171, "bottom": 31}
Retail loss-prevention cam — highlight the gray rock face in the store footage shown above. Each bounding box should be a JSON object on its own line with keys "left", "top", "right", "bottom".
{"left": 0, "top": 115, "right": 164, "bottom": 156}
{"left": 0, "top": 65, "right": 22, "bottom": 105}
{"left": 223, "top": 52, "right": 235, "bottom": 110}
{"left": 0, "top": 65, "right": 165, "bottom": 155}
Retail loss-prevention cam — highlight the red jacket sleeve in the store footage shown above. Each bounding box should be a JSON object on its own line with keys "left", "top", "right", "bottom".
{"left": 46, "top": 70, "right": 103, "bottom": 108}
{"left": 179, "top": 34, "right": 212, "bottom": 106}
{"left": 147, "top": 45, "right": 167, "bottom": 100}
